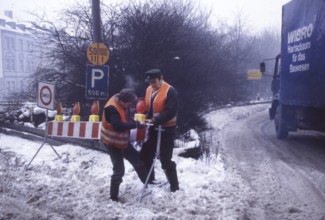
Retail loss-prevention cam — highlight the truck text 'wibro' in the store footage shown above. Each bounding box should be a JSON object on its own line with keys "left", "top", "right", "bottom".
{"left": 260, "top": 0, "right": 325, "bottom": 139}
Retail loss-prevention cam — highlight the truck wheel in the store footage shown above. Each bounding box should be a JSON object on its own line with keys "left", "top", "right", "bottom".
{"left": 274, "top": 105, "right": 288, "bottom": 139}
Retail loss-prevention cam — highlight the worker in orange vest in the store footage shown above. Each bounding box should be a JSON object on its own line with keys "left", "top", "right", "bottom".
{"left": 101, "top": 88, "right": 148, "bottom": 202}
{"left": 140, "top": 69, "right": 179, "bottom": 192}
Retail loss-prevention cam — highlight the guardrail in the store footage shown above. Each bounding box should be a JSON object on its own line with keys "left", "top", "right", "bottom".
{"left": 0, "top": 100, "right": 22, "bottom": 106}
{"left": 0, "top": 101, "right": 23, "bottom": 113}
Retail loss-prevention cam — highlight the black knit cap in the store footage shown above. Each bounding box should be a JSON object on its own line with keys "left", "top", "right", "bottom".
{"left": 118, "top": 88, "right": 137, "bottom": 103}
{"left": 145, "top": 69, "right": 162, "bottom": 81}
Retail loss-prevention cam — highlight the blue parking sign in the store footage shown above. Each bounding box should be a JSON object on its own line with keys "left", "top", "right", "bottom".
{"left": 86, "top": 64, "right": 109, "bottom": 100}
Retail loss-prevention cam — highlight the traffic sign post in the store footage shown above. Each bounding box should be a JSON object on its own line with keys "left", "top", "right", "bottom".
{"left": 87, "top": 42, "right": 110, "bottom": 65}
{"left": 28, "top": 82, "right": 61, "bottom": 169}
{"left": 86, "top": 64, "right": 109, "bottom": 100}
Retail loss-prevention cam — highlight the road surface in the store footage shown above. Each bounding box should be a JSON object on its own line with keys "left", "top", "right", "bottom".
{"left": 220, "top": 109, "right": 325, "bottom": 220}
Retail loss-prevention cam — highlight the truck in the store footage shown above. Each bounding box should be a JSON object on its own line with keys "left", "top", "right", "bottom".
{"left": 260, "top": 0, "right": 325, "bottom": 139}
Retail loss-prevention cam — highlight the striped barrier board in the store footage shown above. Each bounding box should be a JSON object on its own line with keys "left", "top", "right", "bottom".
{"left": 48, "top": 121, "right": 101, "bottom": 139}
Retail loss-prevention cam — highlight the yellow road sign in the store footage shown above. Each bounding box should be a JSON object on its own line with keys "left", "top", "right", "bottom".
{"left": 247, "top": 69, "right": 262, "bottom": 80}
{"left": 87, "top": 43, "right": 110, "bottom": 65}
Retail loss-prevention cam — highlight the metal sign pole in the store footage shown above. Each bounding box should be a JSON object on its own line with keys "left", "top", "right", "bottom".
{"left": 26, "top": 109, "right": 61, "bottom": 169}
{"left": 138, "top": 125, "right": 164, "bottom": 202}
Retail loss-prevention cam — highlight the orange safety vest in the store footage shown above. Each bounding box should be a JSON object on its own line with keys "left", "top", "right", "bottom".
{"left": 101, "top": 95, "right": 130, "bottom": 149}
{"left": 145, "top": 81, "right": 177, "bottom": 127}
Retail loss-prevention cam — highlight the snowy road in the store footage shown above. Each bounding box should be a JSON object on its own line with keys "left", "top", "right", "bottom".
{"left": 220, "top": 109, "right": 325, "bottom": 220}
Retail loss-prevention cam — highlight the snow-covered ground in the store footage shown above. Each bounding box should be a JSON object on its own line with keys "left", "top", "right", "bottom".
{"left": 0, "top": 104, "right": 269, "bottom": 220}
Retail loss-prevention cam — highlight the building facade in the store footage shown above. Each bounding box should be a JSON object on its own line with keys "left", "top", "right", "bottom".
{"left": 0, "top": 10, "right": 38, "bottom": 100}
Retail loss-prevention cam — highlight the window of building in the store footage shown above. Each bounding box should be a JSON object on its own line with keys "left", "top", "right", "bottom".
{"left": 10, "top": 59, "right": 15, "bottom": 71}
{"left": 19, "top": 53, "right": 24, "bottom": 72}
{"left": 5, "top": 57, "right": 10, "bottom": 71}
{"left": 30, "top": 60, "right": 34, "bottom": 72}
{"left": 10, "top": 38, "right": 15, "bottom": 50}
{"left": 4, "top": 37, "right": 9, "bottom": 49}
{"left": 19, "top": 39, "right": 23, "bottom": 51}
{"left": 26, "top": 59, "right": 35, "bottom": 73}
{"left": 6, "top": 81, "right": 15, "bottom": 93}
{"left": 26, "top": 59, "right": 33, "bottom": 73}
{"left": 27, "top": 41, "right": 33, "bottom": 52}
{"left": 7, "top": 81, "right": 11, "bottom": 92}
{"left": 11, "top": 81, "right": 15, "bottom": 91}
{"left": 20, "top": 80, "right": 25, "bottom": 91}
{"left": 4, "top": 53, "right": 16, "bottom": 72}
{"left": 26, "top": 60, "right": 30, "bottom": 72}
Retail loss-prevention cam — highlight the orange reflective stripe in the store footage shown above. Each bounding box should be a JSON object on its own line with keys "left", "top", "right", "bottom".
{"left": 101, "top": 126, "right": 129, "bottom": 138}
{"left": 102, "top": 137, "right": 128, "bottom": 147}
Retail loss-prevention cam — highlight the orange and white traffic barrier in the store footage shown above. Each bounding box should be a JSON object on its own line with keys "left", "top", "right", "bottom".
{"left": 48, "top": 121, "right": 101, "bottom": 139}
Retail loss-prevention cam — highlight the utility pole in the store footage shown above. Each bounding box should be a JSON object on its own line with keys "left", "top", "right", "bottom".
{"left": 86, "top": 0, "right": 110, "bottom": 101}
{"left": 92, "top": 0, "right": 102, "bottom": 42}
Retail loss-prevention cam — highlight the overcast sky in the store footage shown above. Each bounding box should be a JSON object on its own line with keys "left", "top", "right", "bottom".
{"left": 0, "top": 0, "right": 291, "bottom": 32}
{"left": 199, "top": 0, "right": 291, "bottom": 31}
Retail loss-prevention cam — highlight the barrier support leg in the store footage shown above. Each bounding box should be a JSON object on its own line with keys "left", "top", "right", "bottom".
{"left": 26, "top": 109, "right": 61, "bottom": 169}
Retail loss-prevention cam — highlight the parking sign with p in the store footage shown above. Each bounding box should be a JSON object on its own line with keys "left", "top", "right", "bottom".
{"left": 86, "top": 64, "right": 109, "bottom": 100}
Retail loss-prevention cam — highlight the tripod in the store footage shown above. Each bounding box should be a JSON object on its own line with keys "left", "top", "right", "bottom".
{"left": 138, "top": 125, "right": 164, "bottom": 202}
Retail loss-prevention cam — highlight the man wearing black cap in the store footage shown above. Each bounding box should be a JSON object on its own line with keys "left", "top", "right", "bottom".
{"left": 140, "top": 69, "right": 179, "bottom": 192}
{"left": 101, "top": 88, "right": 149, "bottom": 202}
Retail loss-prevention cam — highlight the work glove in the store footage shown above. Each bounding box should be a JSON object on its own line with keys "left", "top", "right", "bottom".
{"left": 145, "top": 118, "right": 156, "bottom": 126}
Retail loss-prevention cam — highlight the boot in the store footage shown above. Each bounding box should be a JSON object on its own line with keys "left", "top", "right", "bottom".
{"left": 165, "top": 169, "right": 179, "bottom": 192}
{"left": 110, "top": 182, "right": 120, "bottom": 202}
{"left": 135, "top": 165, "right": 149, "bottom": 184}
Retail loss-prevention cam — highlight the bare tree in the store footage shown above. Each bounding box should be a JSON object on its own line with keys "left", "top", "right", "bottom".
{"left": 110, "top": 0, "right": 244, "bottom": 129}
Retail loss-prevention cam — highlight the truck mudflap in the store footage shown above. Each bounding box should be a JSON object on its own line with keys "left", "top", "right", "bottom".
{"left": 269, "top": 100, "right": 279, "bottom": 120}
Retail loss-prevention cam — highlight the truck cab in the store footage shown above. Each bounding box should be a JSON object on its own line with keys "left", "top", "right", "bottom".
{"left": 261, "top": 54, "right": 292, "bottom": 139}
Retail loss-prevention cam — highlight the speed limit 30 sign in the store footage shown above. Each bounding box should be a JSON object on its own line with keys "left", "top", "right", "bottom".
{"left": 38, "top": 82, "right": 55, "bottom": 110}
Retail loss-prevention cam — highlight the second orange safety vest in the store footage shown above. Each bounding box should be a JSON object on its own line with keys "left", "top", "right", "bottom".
{"left": 145, "top": 81, "right": 177, "bottom": 127}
